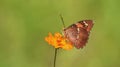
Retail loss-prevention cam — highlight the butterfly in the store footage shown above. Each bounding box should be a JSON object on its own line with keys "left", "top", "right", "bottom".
{"left": 63, "top": 20, "right": 94, "bottom": 49}
{"left": 60, "top": 15, "right": 94, "bottom": 49}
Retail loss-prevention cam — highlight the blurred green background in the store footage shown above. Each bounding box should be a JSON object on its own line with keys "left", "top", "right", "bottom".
{"left": 0, "top": 0, "right": 120, "bottom": 67}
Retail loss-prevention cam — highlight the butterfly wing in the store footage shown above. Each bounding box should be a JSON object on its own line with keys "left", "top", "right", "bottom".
{"left": 63, "top": 24, "right": 78, "bottom": 44}
{"left": 76, "top": 20, "right": 94, "bottom": 32}
{"left": 74, "top": 27, "right": 89, "bottom": 48}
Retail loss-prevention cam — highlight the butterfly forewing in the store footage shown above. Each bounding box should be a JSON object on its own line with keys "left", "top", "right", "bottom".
{"left": 77, "top": 20, "right": 93, "bottom": 32}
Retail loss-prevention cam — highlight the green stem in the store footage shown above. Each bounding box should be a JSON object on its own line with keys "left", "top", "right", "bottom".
{"left": 54, "top": 48, "right": 58, "bottom": 67}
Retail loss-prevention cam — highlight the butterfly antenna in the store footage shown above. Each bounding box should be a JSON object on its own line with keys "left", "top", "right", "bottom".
{"left": 60, "top": 14, "right": 65, "bottom": 28}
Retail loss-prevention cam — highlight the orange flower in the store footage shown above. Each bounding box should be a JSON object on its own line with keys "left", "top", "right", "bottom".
{"left": 45, "top": 32, "right": 73, "bottom": 50}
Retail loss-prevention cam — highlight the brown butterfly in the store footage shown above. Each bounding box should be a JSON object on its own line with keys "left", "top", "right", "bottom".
{"left": 60, "top": 15, "right": 94, "bottom": 49}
